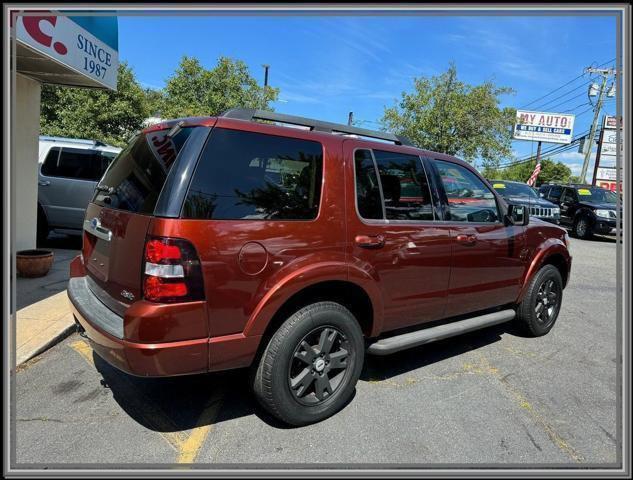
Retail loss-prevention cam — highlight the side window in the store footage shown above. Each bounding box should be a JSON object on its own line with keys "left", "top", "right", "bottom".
{"left": 40, "top": 147, "right": 60, "bottom": 176}
{"left": 548, "top": 185, "right": 563, "bottom": 201}
{"left": 561, "top": 188, "right": 576, "bottom": 203}
{"left": 373, "top": 150, "right": 434, "bottom": 221}
{"left": 434, "top": 159, "right": 500, "bottom": 223}
{"left": 354, "top": 149, "right": 383, "bottom": 220}
{"left": 42, "top": 147, "right": 105, "bottom": 181}
{"left": 183, "top": 128, "right": 323, "bottom": 220}
{"left": 539, "top": 185, "right": 550, "bottom": 198}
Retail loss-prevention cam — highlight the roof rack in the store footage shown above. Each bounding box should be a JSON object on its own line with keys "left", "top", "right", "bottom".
{"left": 39, "top": 135, "right": 107, "bottom": 147}
{"left": 220, "top": 108, "right": 414, "bottom": 146}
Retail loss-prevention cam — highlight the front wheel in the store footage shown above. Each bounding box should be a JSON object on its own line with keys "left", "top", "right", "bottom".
{"left": 573, "top": 215, "right": 593, "bottom": 239}
{"left": 515, "top": 264, "right": 563, "bottom": 337}
{"left": 252, "top": 301, "right": 364, "bottom": 426}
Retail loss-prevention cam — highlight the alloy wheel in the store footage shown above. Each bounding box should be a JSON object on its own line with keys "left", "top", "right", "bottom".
{"left": 534, "top": 279, "right": 560, "bottom": 327}
{"left": 576, "top": 218, "right": 587, "bottom": 237}
{"left": 288, "top": 326, "right": 351, "bottom": 405}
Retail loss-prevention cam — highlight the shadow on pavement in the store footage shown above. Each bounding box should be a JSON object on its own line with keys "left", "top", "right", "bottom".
{"left": 361, "top": 322, "right": 510, "bottom": 382}
{"left": 90, "top": 322, "right": 513, "bottom": 431}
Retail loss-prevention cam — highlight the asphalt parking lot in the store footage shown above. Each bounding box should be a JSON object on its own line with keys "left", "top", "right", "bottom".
{"left": 13, "top": 235, "right": 619, "bottom": 468}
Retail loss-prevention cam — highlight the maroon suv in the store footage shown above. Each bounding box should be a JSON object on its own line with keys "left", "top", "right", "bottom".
{"left": 68, "top": 109, "right": 572, "bottom": 425}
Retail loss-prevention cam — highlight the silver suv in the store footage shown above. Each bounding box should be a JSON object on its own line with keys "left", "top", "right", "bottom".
{"left": 37, "top": 136, "right": 121, "bottom": 243}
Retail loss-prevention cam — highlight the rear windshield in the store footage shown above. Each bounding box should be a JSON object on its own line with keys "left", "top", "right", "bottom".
{"left": 92, "top": 127, "right": 195, "bottom": 213}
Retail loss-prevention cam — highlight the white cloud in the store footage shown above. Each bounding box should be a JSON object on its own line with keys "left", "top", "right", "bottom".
{"left": 552, "top": 151, "right": 585, "bottom": 175}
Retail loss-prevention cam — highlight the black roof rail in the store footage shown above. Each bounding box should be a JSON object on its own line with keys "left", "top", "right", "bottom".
{"left": 219, "top": 108, "right": 414, "bottom": 147}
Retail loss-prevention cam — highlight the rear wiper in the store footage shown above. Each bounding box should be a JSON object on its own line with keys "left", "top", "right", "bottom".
{"left": 166, "top": 120, "right": 185, "bottom": 139}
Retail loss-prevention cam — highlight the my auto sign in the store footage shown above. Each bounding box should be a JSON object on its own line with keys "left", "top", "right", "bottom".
{"left": 513, "top": 110, "right": 575, "bottom": 144}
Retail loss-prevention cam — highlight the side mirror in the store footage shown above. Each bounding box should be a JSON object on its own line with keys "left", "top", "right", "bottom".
{"left": 539, "top": 192, "right": 545, "bottom": 198}
{"left": 506, "top": 204, "right": 529, "bottom": 226}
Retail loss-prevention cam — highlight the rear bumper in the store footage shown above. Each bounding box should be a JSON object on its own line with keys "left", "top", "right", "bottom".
{"left": 69, "top": 277, "right": 209, "bottom": 377}
{"left": 68, "top": 263, "right": 261, "bottom": 376}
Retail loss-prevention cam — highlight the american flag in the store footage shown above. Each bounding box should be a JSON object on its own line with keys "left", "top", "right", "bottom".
{"left": 526, "top": 162, "right": 542, "bottom": 186}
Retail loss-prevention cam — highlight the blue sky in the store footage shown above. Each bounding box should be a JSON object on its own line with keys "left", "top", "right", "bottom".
{"left": 118, "top": 13, "right": 618, "bottom": 174}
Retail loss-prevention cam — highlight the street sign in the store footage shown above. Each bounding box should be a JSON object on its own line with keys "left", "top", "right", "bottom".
{"left": 604, "top": 115, "right": 619, "bottom": 129}
{"left": 513, "top": 110, "right": 575, "bottom": 144}
{"left": 593, "top": 114, "right": 623, "bottom": 190}
{"left": 596, "top": 167, "right": 617, "bottom": 181}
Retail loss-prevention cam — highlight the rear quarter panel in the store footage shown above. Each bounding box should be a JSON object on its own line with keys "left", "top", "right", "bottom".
{"left": 149, "top": 127, "right": 348, "bottom": 339}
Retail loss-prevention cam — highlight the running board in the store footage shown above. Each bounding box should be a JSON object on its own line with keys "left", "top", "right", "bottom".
{"left": 367, "top": 309, "right": 516, "bottom": 355}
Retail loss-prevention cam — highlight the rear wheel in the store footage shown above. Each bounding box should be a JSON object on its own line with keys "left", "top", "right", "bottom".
{"left": 252, "top": 301, "right": 364, "bottom": 426}
{"left": 516, "top": 264, "right": 563, "bottom": 337}
{"left": 573, "top": 215, "right": 593, "bottom": 239}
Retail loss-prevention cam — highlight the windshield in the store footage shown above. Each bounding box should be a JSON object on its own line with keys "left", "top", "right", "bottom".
{"left": 491, "top": 181, "right": 538, "bottom": 198}
{"left": 577, "top": 187, "right": 618, "bottom": 204}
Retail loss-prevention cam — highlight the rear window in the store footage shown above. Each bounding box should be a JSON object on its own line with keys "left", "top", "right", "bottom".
{"left": 92, "top": 127, "right": 195, "bottom": 214}
{"left": 183, "top": 128, "right": 323, "bottom": 220}
{"left": 41, "top": 147, "right": 112, "bottom": 181}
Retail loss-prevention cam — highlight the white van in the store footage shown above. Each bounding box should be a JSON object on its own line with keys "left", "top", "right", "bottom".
{"left": 38, "top": 136, "right": 121, "bottom": 243}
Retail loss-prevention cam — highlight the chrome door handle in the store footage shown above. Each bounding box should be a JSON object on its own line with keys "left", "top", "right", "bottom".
{"left": 355, "top": 234, "right": 385, "bottom": 249}
{"left": 456, "top": 234, "right": 477, "bottom": 246}
{"left": 38, "top": 180, "right": 51, "bottom": 186}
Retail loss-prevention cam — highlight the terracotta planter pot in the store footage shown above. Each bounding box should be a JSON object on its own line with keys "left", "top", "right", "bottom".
{"left": 16, "top": 249, "right": 54, "bottom": 278}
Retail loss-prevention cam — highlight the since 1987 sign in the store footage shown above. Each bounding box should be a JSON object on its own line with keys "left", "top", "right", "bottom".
{"left": 513, "top": 110, "right": 575, "bottom": 144}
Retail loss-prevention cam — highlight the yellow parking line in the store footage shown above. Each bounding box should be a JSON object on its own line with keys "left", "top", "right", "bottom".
{"left": 70, "top": 339, "right": 224, "bottom": 462}
{"left": 177, "top": 396, "right": 223, "bottom": 464}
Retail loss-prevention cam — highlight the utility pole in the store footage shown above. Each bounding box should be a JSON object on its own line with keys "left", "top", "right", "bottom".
{"left": 348, "top": 111, "right": 353, "bottom": 126}
{"left": 580, "top": 67, "right": 615, "bottom": 183}
{"left": 591, "top": 126, "right": 605, "bottom": 185}
{"left": 262, "top": 64, "right": 270, "bottom": 87}
{"left": 535, "top": 141, "right": 542, "bottom": 166}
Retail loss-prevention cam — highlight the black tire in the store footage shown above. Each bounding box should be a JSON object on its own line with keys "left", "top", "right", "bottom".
{"left": 36, "top": 205, "right": 49, "bottom": 247}
{"left": 572, "top": 214, "right": 593, "bottom": 240}
{"left": 516, "top": 265, "right": 563, "bottom": 337}
{"left": 252, "top": 301, "right": 364, "bottom": 426}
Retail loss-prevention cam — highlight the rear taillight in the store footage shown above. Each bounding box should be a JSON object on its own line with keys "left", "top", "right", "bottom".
{"left": 142, "top": 236, "right": 205, "bottom": 303}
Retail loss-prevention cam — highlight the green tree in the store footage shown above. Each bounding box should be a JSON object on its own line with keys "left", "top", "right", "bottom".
{"left": 488, "top": 157, "right": 572, "bottom": 185}
{"left": 381, "top": 64, "right": 516, "bottom": 169}
{"left": 161, "top": 56, "right": 279, "bottom": 118}
{"left": 40, "top": 62, "right": 148, "bottom": 147}
{"left": 143, "top": 87, "right": 164, "bottom": 117}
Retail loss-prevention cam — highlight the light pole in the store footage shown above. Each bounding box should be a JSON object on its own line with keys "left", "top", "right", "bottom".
{"left": 580, "top": 67, "right": 615, "bottom": 183}
{"left": 262, "top": 64, "right": 270, "bottom": 88}
{"left": 261, "top": 64, "right": 270, "bottom": 108}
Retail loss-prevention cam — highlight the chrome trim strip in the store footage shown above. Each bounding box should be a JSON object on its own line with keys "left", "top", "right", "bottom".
{"left": 83, "top": 219, "right": 112, "bottom": 241}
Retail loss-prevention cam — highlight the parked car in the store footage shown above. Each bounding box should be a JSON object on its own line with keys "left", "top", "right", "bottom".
{"left": 489, "top": 180, "right": 560, "bottom": 224}
{"left": 37, "top": 136, "right": 121, "bottom": 244}
{"left": 68, "top": 109, "right": 572, "bottom": 426}
{"left": 538, "top": 183, "right": 619, "bottom": 239}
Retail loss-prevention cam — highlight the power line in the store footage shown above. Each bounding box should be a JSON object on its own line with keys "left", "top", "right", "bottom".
{"left": 539, "top": 91, "right": 589, "bottom": 112}
{"left": 561, "top": 102, "right": 591, "bottom": 113}
{"left": 519, "top": 57, "right": 615, "bottom": 109}
{"left": 529, "top": 80, "right": 592, "bottom": 111}
{"left": 501, "top": 130, "right": 590, "bottom": 168}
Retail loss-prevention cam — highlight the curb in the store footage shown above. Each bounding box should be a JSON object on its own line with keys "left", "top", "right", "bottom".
{"left": 18, "top": 322, "right": 77, "bottom": 366}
